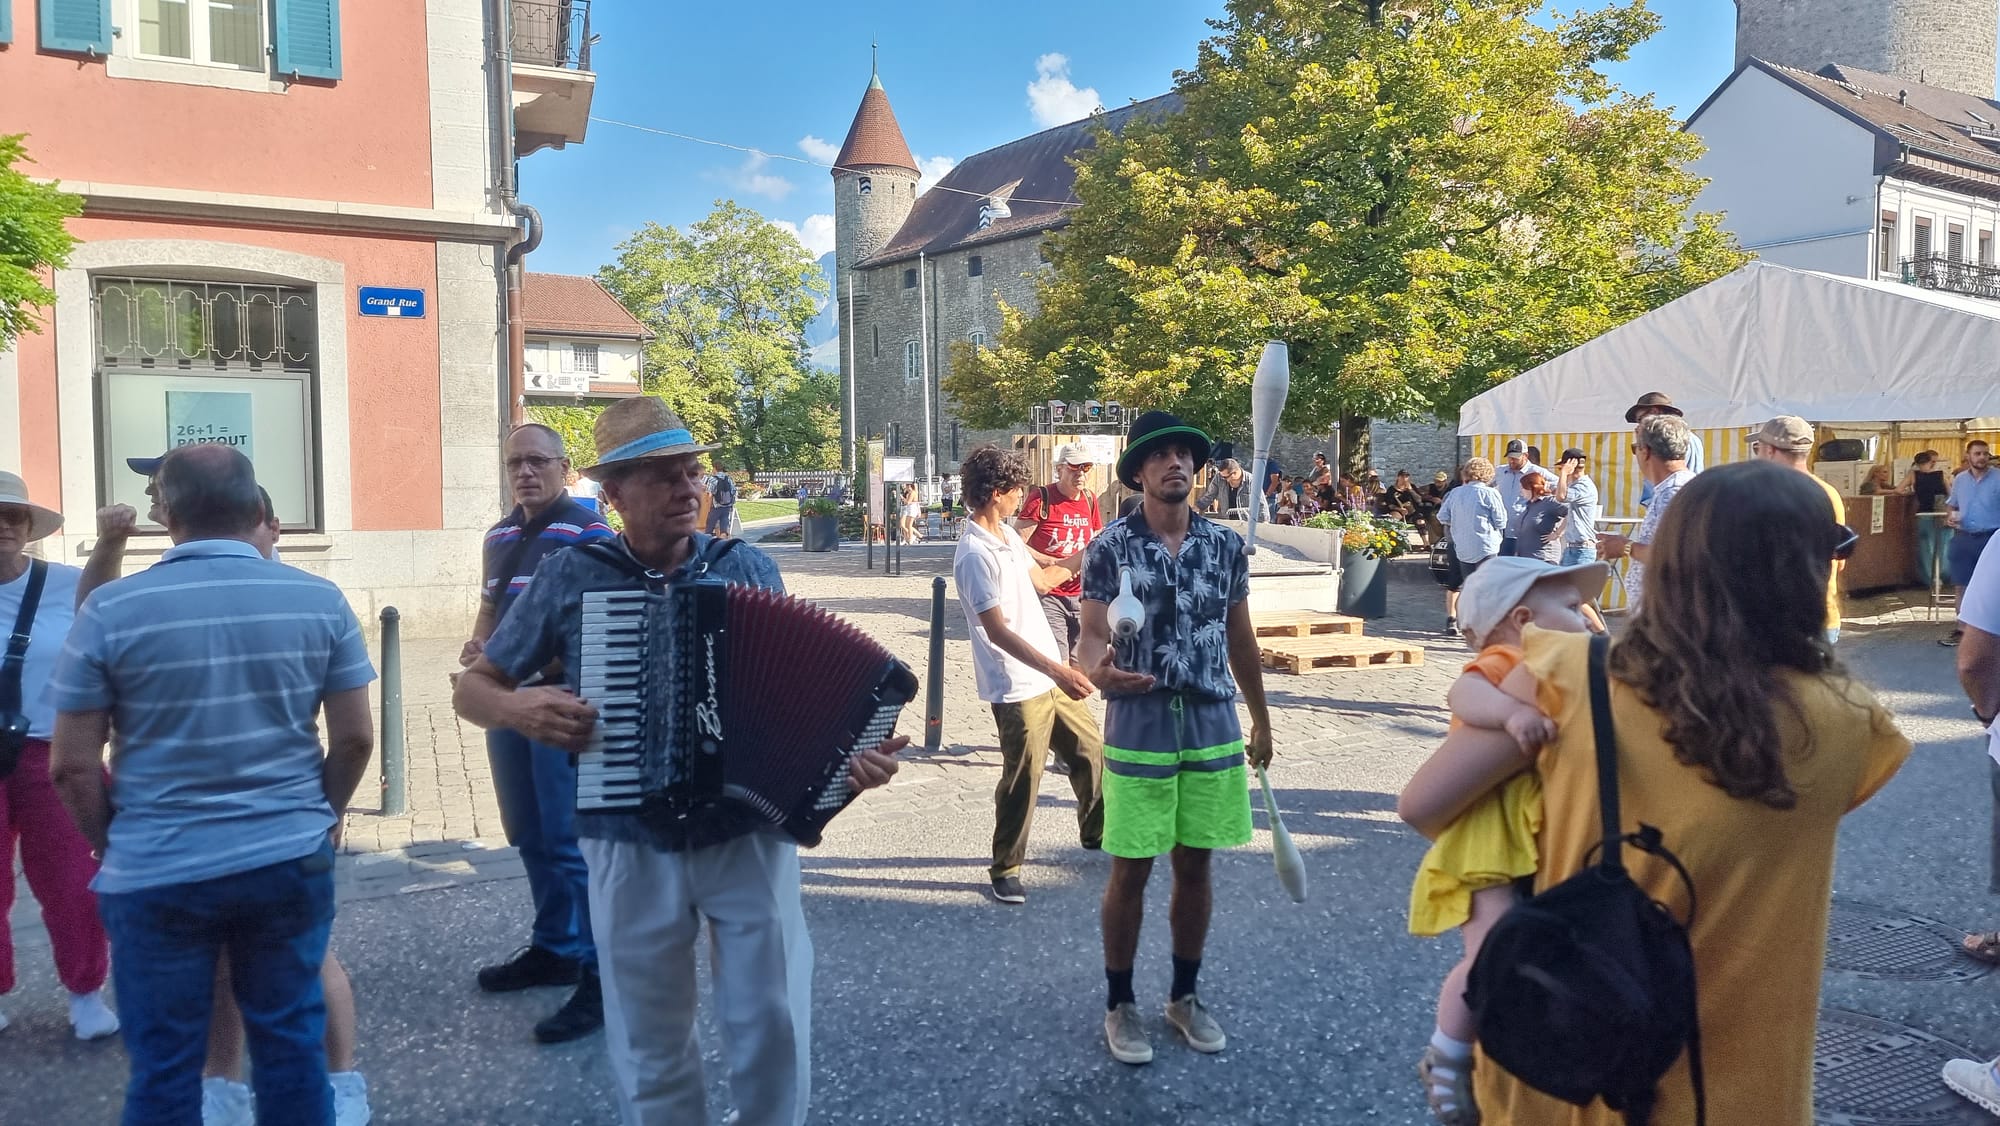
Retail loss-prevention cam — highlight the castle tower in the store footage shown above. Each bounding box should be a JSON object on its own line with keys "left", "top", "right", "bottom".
{"left": 1733, "top": 0, "right": 1999, "bottom": 97}
{"left": 832, "top": 59, "right": 921, "bottom": 467}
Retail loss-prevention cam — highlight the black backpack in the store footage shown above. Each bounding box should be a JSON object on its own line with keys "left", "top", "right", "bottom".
{"left": 1466, "top": 632, "right": 1705, "bottom": 1126}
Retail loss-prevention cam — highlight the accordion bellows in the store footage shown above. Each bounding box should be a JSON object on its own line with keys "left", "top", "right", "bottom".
{"left": 578, "top": 581, "right": 918, "bottom": 847}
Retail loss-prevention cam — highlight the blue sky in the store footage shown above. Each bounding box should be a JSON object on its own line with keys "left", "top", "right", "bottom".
{"left": 520, "top": 0, "right": 1740, "bottom": 278}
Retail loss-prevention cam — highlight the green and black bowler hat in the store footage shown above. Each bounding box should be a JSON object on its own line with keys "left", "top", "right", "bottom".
{"left": 1117, "top": 411, "right": 1212, "bottom": 490}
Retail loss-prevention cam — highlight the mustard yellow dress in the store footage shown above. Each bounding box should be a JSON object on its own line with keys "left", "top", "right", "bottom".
{"left": 1474, "top": 627, "right": 1911, "bottom": 1126}
{"left": 1408, "top": 645, "right": 1544, "bottom": 937}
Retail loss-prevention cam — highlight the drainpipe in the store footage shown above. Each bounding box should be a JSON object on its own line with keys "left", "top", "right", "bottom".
{"left": 489, "top": 0, "right": 541, "bottom": 426}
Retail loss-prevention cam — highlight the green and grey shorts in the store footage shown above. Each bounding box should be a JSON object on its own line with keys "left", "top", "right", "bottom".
{"left": 1101, "top": 692, "right": 1251, "bottom": 858}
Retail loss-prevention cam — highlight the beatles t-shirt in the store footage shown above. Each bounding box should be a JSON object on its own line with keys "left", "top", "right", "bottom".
{"left": 1017, "top": 485, "right": 1102, "bottom": 598}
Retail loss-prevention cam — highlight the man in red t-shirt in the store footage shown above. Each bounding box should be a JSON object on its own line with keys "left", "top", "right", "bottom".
{"left": 1016, "top": 443, "right": 1106, "bottom": 662}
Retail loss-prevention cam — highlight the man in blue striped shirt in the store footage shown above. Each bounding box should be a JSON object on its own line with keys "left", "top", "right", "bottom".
{"left": 461, "top": 422, "right": 616, "bottom": 1043}
{"left": 47, "top": 444, "right": 375, "bottom": 1126}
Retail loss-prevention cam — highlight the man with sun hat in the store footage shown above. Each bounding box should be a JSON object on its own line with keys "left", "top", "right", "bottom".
{"left": 1075, "top": 410, "right": 1276, "bottom": 1068}
{"left": 454, "top": 396, "right": 907, "bottom": 1126}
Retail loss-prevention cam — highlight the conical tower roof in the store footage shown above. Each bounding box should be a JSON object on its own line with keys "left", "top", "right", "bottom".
{"left": 833, "top": 68, "right": 919, "bottom": 175}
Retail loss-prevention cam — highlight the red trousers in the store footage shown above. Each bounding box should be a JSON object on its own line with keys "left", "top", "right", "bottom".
{"left": 0, "top": 739, "right": 108, "bottom": 995}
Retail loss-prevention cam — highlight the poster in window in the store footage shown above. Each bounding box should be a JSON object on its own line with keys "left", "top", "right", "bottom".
{"left": 166, "top": 390, "right": 255, "bottom": 461}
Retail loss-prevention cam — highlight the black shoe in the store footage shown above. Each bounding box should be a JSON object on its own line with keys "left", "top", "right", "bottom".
{"left": 477, "top": 945, "right": 582, "bottom": 993}
{"left": 1442, "top": 616, "right": 1459, "bottom": 637}
{"left": 533, "top": 970, "right": 604, "bottom": 1044}
{"left": 991, "top": 876, "right": 1027, "bottom": 904}
{"left": 1081, "top": 838, "right": 1103, "bottom": 851}
{"left": 1942, "top": 629, "right": 1964, "bottom": 648}
{"left": 1047, "top": 754, "right": 1073, "bottom": 777}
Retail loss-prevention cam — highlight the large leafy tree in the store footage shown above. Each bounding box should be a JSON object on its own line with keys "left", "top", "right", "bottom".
{"left": 597, "top": 202, "right": 836, "bottom": 472}
{"left": 945, "top": 0, "right": 1747, "bottom": 456}
{"left": 0, "top": 135, "right": 82, "bottom": 350}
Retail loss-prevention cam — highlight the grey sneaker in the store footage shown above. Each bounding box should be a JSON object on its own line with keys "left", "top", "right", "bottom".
{"left": 1104, "top": 1002, "right": 1154, "bottom": 1065}
{"left": 1942, "top": 1057, "right": 2000, "bottom": 1117}
{"left": 1165, "top": 994, "right": 1226, "bottom": 1053}
{"left": 991, "top": 876, "right": 1026, "bottom": 904}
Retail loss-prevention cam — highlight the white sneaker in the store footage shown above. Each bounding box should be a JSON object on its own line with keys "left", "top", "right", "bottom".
{"left": 201, "top": 1077, "right": 254, "bottom": 1126}
{"left": 0, "top": 1008, "right": 10, "bottom": 1033}
{"left": 1942, "top": 1056, "right": 2000, "bottom": 1118}
{"left": 331, "top": 1070, "right": 372, "bottom": 1126}
{"left": 68, "top": 990, "right": 120, "bottom": 1040}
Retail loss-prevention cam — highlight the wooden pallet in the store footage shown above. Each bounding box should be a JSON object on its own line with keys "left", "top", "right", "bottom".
{"left": 1250, "top": 610, "right": 1365, "bottom": 638}
{"left": 1261, "top": 634, "right": 1424, "bottom": 673}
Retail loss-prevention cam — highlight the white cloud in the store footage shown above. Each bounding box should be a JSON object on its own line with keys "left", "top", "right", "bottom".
{"left": 913, "top": 154, "right": 957, "bottom": 195}
{"left": 772, "top": 213, "right": 837, "bottom": 259}
{"left": 718, "top": 152, "right": 796, "bottom": 201}
{"left": 1026, "top": 53, "right": 1101, "bottom": 128}
{"left": 798, "top": 135, "right": 841, "bottom": 165}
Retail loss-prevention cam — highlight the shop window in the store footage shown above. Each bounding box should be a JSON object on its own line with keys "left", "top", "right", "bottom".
{"left": 93, "top": 277, "right": 320, "bottom": 530}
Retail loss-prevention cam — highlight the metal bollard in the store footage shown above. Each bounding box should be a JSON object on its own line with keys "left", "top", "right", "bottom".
{"left": 924, "top": 576, "right": 946, "bottom": 751}
{"left": 379, "top": 606, "right": 406, "bottom": 817}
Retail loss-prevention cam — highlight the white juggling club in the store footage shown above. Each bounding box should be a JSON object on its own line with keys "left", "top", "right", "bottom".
{"left": 1243, "top": 341, "right": 1291, "bottom": 557}
{"left": 1109, "top": 567, "right": 1145, "bottom": 641}
{"left": 1257, "top": 766, "right": 1308, "bottom": 903}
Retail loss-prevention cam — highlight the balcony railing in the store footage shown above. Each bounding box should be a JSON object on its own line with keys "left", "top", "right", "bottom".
{"left": 512, "top": 0, "right": 590, "bottom": 71}
{"left": 1901, "top": 253, "right": 2000, "bottom": 301}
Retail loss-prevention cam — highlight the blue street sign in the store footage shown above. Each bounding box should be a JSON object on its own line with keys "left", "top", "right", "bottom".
{"left": 358, "top": 286, "right": 426, "bottom": 319}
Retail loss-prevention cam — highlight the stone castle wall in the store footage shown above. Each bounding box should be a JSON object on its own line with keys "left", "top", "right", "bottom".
{"left": 1734, "top": 0, "right": 1997, "bottom": 97}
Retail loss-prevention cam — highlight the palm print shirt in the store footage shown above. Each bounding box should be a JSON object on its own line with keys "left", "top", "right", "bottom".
{"left": 1081, "top": 507, "right": 1251, "bottom": 702}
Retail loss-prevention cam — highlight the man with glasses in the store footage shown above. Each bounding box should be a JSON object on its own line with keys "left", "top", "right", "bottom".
{"left": 1944, "top": 440, "right": 2000, "bottom": 647}
{"left": 460, "top": 423, "right": 615, "bottom": 1043}
{"left": 1597, "top": 414, "right": 1694, "bottom": 614}
{"left": 1751, "top": 416, "right": 1850, "bottom": 643}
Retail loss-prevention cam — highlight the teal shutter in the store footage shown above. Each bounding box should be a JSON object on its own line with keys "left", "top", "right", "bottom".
{"left": 37, "top": 0, "right": 111, "bottom": 55}
{"left": 274, "top": 0, "right": 341, "bottom": 80}
{"left": 0, "top": 2, "right": 12, "bottom": 45}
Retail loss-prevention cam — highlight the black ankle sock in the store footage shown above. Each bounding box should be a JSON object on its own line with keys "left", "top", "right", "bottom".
{"left": 1170, "top": 956, "right": 1201, "bottom": 1001}
{"left": 1106, "top": 968, "right": 1136, "bottom": 1011}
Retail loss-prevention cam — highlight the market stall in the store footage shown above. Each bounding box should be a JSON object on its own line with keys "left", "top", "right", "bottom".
{"left": 1458, "top": 262, "right": 2000, "bottom": 603}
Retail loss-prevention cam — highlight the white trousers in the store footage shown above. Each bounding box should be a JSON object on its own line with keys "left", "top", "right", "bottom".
{"left": 581, "top": 834, "right": 814, "bottom": 1126}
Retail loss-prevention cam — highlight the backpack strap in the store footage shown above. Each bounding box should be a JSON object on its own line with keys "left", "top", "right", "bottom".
{"left": 1, "top": 560, "right": 48, "bottom": 719}
{"left": 1586, "top": 631, "right": 1624, "bottom": 876}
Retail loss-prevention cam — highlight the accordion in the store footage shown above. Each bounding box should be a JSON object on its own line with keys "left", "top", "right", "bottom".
{"left": 577, "top": 579, "right": 917, "bottom": 847}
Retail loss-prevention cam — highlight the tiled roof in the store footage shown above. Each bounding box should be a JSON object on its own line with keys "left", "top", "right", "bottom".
{"left": 859, "top": 94, "right": 1181, "bottom": 268}
{"left": 1745, "top": 60, "right": 2000, "bottom": 183}
{"left": 522, "top": 273, "right": 651, "bottom": 339}
{"left": 834, "top": 75, "right": 919, "bottom": 174}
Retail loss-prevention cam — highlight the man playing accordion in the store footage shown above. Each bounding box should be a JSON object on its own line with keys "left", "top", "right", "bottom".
{"left": 455, "top": 397, "right": 905, "bottom": 1126}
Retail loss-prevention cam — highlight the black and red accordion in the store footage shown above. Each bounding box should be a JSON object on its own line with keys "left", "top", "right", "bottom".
{"left": 576, "top": 580, "right": 916, "bottom": 847}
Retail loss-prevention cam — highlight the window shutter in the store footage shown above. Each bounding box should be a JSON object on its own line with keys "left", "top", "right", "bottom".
{"left": 1, "top": 1, "right": 12, "bottom": 45}
{"left": 274, "top": 0, "right": 342, "bottom": 80}
{"left": 37, "top": 0, "right": 111, "bottom": 55}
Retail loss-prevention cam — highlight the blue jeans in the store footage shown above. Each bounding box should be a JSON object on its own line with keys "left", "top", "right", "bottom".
{"left": 1917, "top": 519, "right": 1953, "bottom": 590}
{"left": 488, "top": 728, "right": 595, "bottom": 966}
{"left": 98, "top": 840, "right": 335, "bottom": 1126}
{"left": 1559, "top": 544, "right": 1598, "bottom": 567}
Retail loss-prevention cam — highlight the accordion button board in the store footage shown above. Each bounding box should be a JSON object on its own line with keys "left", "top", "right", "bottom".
{"left": 577, "top": 589, "right": 650, "bottom": 812}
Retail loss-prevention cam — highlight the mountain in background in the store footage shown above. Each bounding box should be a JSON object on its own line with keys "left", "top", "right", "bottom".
{"left": 805, "top": 251, "right": 839, "bottom": 371}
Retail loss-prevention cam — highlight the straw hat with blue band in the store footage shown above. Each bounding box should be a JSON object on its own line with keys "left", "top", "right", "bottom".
{"left": 1116, "top": 411, "right": 1212, "bottom": 490}
{"left": 582, "top": 396, "right": 719, "bottom": 480}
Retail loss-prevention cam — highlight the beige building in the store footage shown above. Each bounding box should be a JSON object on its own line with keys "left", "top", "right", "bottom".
{"left": 522, "top": 272, "right": 648, "bottom": 400}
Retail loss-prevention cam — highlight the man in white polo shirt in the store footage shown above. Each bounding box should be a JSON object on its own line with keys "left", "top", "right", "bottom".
{"left": 952, "top": 445, "right": 1104, "bottom": 906}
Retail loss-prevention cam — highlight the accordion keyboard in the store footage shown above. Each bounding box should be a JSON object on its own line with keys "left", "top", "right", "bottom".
{"left": 577, "top": 589, "right": 650, "bottom": 812}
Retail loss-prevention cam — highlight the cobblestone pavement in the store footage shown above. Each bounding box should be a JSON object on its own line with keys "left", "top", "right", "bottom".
{"left": 3, "top": 543, "right": 1996, "bottom": 1124}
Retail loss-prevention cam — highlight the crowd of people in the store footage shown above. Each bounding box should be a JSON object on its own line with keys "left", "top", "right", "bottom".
{"left": 2, "top": 387, "right": 1999, "bottom": 1126}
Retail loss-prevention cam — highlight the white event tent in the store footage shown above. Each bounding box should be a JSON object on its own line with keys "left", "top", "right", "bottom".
{"left": 1459, "top": 261, "right": 2000, "bottom": 437}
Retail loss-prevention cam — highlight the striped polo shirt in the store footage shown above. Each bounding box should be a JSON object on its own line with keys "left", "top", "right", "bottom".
{"left": 49, "top": 539, "right": 376, "bottom": 894}
{"left": 481, "top": 494, "right": 616, "bottom": 621}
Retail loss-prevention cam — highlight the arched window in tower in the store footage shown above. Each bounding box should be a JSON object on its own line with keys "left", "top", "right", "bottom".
{"left": 904, "top": 340, "right": 920, "bottom": 381}
{"left": 969, "top": 331, "right": 986, "bottom": 350}
{"left": 858, "top": 176, "right": 872, "bottom": 195}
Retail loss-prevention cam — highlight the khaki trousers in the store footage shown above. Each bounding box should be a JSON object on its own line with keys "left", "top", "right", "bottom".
{"left": 990, "top": 688, "right": 1105, "bottom": 878}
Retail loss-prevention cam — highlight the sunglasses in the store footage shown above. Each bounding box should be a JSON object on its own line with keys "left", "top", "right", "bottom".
{"left": 1831, "top": 524, "right": 1859, "bottom": 561}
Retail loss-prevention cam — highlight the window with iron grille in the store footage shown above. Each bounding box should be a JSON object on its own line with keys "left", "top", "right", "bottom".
{"left": 571, "top": 343, "right": 599, "bottom": 374}
{"left": 904, "top": 340, "right": 920, "bottom": 381}
{"left": 92, "top": 277, "right": 320, "bottom": 530}
{"left": 1878, "top": 212, "right": 1897, "bottom": 273}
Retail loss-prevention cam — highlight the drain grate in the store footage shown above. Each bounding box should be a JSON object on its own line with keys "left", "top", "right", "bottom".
{"left": 1815, "top": 1009, "right": 1990, "bottom": 1125}
{"left": 1825, "top": 900, "right": 1991, "bottom": 982}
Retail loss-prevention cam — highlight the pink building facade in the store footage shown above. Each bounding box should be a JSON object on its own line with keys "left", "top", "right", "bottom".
{"left": 0, "top": 0, "right": 594, "bottom": 635}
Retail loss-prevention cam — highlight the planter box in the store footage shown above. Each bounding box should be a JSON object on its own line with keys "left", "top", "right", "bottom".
{"left": 800, "top": 515, "right": 840, "bottom": 552}
{"left": 1336, "top": 548, "right": 1389, "bottom": 618}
